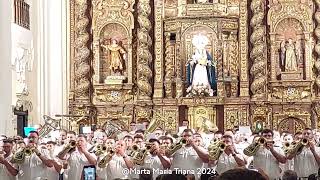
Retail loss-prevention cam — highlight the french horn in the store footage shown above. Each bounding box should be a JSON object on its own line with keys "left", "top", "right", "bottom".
{"left": 287, "top": 138, "right": 308, "bottom": 156}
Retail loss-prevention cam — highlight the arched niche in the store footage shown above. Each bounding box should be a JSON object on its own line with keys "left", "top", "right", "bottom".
{"left": 98, "top": 23, "right": 130, "bottom": 83}
{"left": 278, "top": 117, "right": 306, "bottom": 134}
{"left": 182, "top": 25, "right": 218, "bottom": 96}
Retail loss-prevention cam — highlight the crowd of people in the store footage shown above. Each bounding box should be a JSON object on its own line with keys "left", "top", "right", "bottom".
{"left": 0, "top": 119, "right": 319, "bottom": 180}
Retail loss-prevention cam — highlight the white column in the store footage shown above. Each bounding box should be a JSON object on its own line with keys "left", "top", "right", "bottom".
{"left": 36, "top": 0, "right": 67, "bottom": 123}
{"left": 0, "top": 0, "right": 13, "bottom": 135}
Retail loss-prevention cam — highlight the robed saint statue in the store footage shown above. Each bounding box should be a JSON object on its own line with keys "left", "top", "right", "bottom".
{"left": 186, "top": 34, "right": 217, "bottom": 97}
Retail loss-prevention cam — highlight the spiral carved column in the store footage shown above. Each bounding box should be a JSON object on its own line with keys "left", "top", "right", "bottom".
{"left": 137, "top": 0, "right": 153, "bottom": 100}
{"left": 315, "top": 0, "right": 320, "bottom": 93}
{"left": 250, "top": 0, "right": 266, "bottom": 99}
{"left": 74, "top": 0, "right": 91, "bottom": 100}
{"left": 164, "top": 33, "right": 173, "bottom": 98}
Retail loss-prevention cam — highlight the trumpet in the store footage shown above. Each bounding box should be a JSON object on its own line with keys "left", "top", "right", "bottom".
{"left": 57, "top": 140, "right": 77, "bottom": 157}
{"left": 89, "top": 144, "right": 108, "bottom": 156}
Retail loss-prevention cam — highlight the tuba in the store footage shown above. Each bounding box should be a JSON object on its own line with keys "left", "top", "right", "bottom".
{"left": 98, "top": 148, "right": 115, "bottom": 168}
{"left": 208, "top": 141, "right": 226, "bottom": 160}
{"left": 282, "top": 142, "right": 291, "bottom": 154}
{"left": 11, "top": 148, "right": 25, "bottom": 164}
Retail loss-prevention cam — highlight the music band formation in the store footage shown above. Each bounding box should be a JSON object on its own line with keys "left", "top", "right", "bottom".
{"left": 0, "top": 120, "right": 319, "bottom": 180}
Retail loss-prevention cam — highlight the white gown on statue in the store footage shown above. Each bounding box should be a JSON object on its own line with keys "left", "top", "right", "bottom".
{"left": 191, "top": 49, "right": 211, "bottom": 89}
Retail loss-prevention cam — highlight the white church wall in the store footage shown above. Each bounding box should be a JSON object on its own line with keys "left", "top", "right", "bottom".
{"left": 0, "top": 0, "right": 14, "bottom": 135}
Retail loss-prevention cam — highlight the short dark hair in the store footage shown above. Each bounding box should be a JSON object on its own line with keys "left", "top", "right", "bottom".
{"left": 123, "top": 135, "right": 133, "bottom": 140}
{"left": 149, "top": 138, "right": 160, "bottom": 144}
{"left": 282, "top": 170, "right": 297, "bottom": 180}
{"left": 77, "top": 134, "right": 87, "bottom": 139}
{"left": 260, "top": 129, "right": 273, "bottom": 136}
{"left": 3, "top": 139, "right": 13, "bottom": 144}
{"left": 294, "top": 131, "right": 302, "bottom": 136}
{"left": 135, "top": 129, "right": 145, "bottom": 134}
{"left": 222, "top": 135, "right": 233, "bottom": 140}
{"left": 134, "top": 134, "right": 144, "bottom": 140}
{"left": 215, "top": 131, "right": 223, "bottom": 135}
{"left": 304, "top": 127, "right": 312, "bottom": 131}
{"left": 47, "top": 141, "right": 56, "bottom": 145}
{"left": 29, "top": 131, "right": 39, "bottom": 136}
{"left": 182, "top": 129, "right": 193, "bottom": 134}
{"left": 217, "top": 168, "right": 267, "bottom": 180}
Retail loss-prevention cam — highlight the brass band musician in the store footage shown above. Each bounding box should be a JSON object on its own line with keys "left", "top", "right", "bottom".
{"left": 287, "top": 128, "right": 320, "bottom": 179}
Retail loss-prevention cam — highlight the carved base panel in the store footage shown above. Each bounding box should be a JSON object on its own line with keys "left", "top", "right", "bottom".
{"left": 281, "top": 72, "right": 302, "bottom": 80}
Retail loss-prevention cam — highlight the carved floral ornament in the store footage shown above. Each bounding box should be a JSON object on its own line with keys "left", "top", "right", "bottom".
{"left": 267, "top": 2, "right": 312, "bottom": 33}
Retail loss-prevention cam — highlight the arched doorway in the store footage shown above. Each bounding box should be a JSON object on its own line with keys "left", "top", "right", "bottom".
{"left": 278, "top": 117, "right": 306, "bottom": 134}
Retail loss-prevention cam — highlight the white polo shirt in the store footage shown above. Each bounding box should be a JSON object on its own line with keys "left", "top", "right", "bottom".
{"left": 253, "top": 146, "right": 284, "bottom": 180}
{"left": 215, "top": 152, "right": 245, "bottom": 174}
{"left": 294, "top": 147, "right": 320, "bottom": 178}
{"left": 0, "top": 154, "right": 16, "bottom": 180}
{"left": 171, "top": 146, "right": 205, "bottom": 180}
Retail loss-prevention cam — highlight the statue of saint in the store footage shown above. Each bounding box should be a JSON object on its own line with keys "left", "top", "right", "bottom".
{"left": 101, "top": 39, "right": 126, "bottom": 75}
{"left": 186, "top": 34, "right": 217, "bottom": 97}
{"left": 280, "top": 38, "right": 301, "bottom": 72}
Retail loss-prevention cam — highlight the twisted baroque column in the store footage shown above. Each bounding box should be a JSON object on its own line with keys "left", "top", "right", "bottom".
{"left": 137, "top": 0, "right": 153, "bottom": 99}
{"left": 250, "top": 0, "right": 266, "bottom": 98}
{"left": 74, "top": 0, "right": 91, "bottom": 100}
{"left": 164, "top": 33, "right": 173, "bottom": 98}
{"left": 315, "top": 0, "right": 320, "bottom": 92}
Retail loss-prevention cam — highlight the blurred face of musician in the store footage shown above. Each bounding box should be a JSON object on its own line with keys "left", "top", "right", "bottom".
{"left": 154, "top": 130, "right": 163, "bottom": 138}
{"left": 262, "top": 132, "right": 273, "bottom": 141}
{"left": 160, "top": 139, "right": 172, "bottom": 148}
{"left": 302, "top": 129, "right": 313, "bottom": 140}
{"left": 149, "top": 141, "right": 160, "bottom": 154}
{"left": 124, "top": 137, "right": 133, "bottom": 148}
{"left": 182, "top": 120, "right": 189, "bottom": 127}
{"left": 77, "top": 136, "right": 87, "bottom": 148}
{"left": 182, "top": 131, "right": 193, "bottom": 145}
{"left": 130, "top": 122, "right": 136, "bottom": 131}
{"left": 106, "top": 138, "right": 115, "bottom": 148}
{"left": 134, "top": 137, "right": 144, "bottom": 148}
{"left": 67, "top": 133, "right": 76, "bottom": 142}
{"left": 115, "top": 140, "right": 126, "bottom": 153}
{"left": 194, "top": 135, "right": 203, "bottom": 146}
{"left": 214, "top": 133, "right": 223, "bottom": 141}
{"left": 59, "top": 131, "right": 67, "bottom": 141}
{"left": 143, "top": 121, "right": 150, "bottom": 129}
{"left": 2, "top": 142, "right": 13, "bottom": 156}
{"left": 222, "top": 136, "right": 233, "bottom": 146}
{"left": 283, "top": 135, "right": 293, "bottom": 143}
{"left": 46, "top": 143, "right": 55, "bottom": 151}
{"left": 294, "top": 133, "right": 302, "bottom": 141}
{"left": 28, "top": 132, "right": 39, "bottom": 145}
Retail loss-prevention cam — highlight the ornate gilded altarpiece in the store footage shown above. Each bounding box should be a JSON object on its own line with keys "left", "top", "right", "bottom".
{"left": 68, "top": 0, "right": 320, "bottom": 134}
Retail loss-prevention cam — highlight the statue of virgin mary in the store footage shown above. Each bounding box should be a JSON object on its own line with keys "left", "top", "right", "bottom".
{"left": 186, "top": 34, "right": 217, "bottom": 97}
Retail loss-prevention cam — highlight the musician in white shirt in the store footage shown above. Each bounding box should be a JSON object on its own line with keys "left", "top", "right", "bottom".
{"left": 170, "top": 129, "right": 209, "bottom": 180}
{"left": 0, "top": 139, "right": 18, "bottom": 180}
{"left": 17, "top": 131, "right": 53, "bottom": 180}
{"left": 214, "top": 135, "right": 246, "bottom": 174}
{"left": 142, "top": 138, "right": 171, "bottom": 179}
{"left": 57, "top": 134, "right": 97, "bottom": 180}
{"left": 98, "top": 140, "right": 134, "bottom": 180}
{"left": 251, "top": 129, "right": 286, "bottom": 180}
{"left": 287, "top": 128, "right": 320, "bottom": 179}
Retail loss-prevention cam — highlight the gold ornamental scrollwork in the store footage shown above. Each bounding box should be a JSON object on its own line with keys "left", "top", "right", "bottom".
{"left": 315, "top": 0, "right": 320, "bottom": 92}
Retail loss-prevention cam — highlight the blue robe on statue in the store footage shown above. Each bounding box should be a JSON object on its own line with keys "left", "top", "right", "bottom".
{"left": 186, "top": 51, "right": 217, "bottom": 95}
